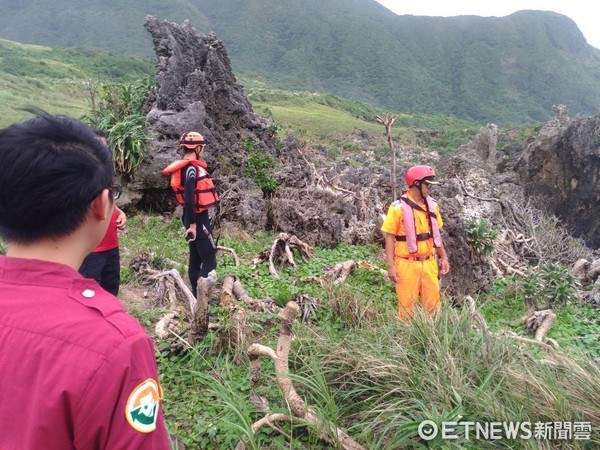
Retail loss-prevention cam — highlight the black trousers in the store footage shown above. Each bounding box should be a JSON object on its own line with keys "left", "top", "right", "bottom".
{"left": 187, "top": 211, "right": 217, "bottom": 296}
{"left": 79, "top": 247, "right": 121, "bottom": 296}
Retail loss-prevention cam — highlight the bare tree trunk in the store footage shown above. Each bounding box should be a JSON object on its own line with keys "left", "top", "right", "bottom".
{"left": 376, "top": 113, "right": 398, "bottom": 201}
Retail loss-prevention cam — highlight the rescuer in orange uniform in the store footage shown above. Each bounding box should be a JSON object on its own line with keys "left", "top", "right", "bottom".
{"left": 381, "top": 165, "right": 450, "bottom": 319}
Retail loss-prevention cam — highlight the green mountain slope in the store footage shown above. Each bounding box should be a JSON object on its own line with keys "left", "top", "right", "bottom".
{"left": 0, "top": 38, "right": 478, "bottom": 157}
{"left": 0, "top": 39, "right": 152, "bottom": 126}
{"left": 1, "top": 0, "right": 599, "bottom": 124}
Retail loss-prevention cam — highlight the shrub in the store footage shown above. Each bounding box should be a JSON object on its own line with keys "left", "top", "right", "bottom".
{"left": 82, "top": 78, "right": 154, "bottom": 176}
{"left": 465, "top": 218, "right": 498, "bottom": 258}
{"left": 243, "top": 137, "right": 278, "bottom": 195}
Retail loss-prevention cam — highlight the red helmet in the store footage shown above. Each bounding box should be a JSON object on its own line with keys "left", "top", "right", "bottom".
{"left": 405, "top": 165, "right": 437, "bottom": 187}
{"left": 179, "top": 131, "right": 206, "bottom": 149}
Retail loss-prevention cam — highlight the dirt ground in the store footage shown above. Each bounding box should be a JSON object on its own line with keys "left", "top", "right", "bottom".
{"left": 119, "top": 283, "right": 157, "bottom": 312}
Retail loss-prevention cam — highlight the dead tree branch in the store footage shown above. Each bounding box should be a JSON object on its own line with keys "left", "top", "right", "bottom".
{"left": 253, "top": 233, "right": 313, "bottom": 279}
{"left": 217, "top": 245, "right": 240, "bottom": 266}
{"left": 241, "top": 302, "right": 366, "bottom": 450}
{"left": 232, "top": 278, "right": 277, "bottom": 313}
{"left": 297, "top": 145, "right": 361, "bottom": 199}
{"left": 456, "top": 176, "right": 501, "bottom": 202}
{"left": 189, "top": 270, "right": 217, "bottom": 343}
{"left": 323, "top": 260, "right": 357, "bottom": 285}
{"left": 220, "top": 275, "right": 236, "bottom": 308}
{"left": 525, "top": 309, "right": 557, "bottom": 342}
{"left": 149, "top": 269, "right": 197, "bottom": 311}
{"left": 375, "top": 113, "right": 398, "bottom": 200}
{"left": 464, "top": 296, "right": 492, "bottom": 360}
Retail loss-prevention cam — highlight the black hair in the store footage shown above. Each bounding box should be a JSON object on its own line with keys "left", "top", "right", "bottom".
{"left": 92, "top": 128, "right": 107, "bottom": 139}
{"left": 0, "top": 111, "right": 114, "bottom": 244}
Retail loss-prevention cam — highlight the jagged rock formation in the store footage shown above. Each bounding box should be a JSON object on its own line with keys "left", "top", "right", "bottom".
{"left": 515, "top": 106, "right": 600, "bottom": 248}
{"left": 435, "top": 126, "right": 512, "bottom": 295}
{"left": 121, "top": 15, "right": 276, "bottom": 209}
{"left": 129, "top": 16, "right": 386, "bottom": 247}
{"left": 434, "top": 107, "right": 599, "bottom": 295}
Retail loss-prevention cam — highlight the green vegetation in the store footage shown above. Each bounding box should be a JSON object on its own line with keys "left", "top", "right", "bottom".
{"left": 0, "top": 39, "right": 481, "bottom": 156}
{"left": 466, "top": 218, "right": 499, "bottom": 258}
{"left": 82, "top": 78, "right": 154, "bottom": 176}
{"left": 243, "top": 137, "right": 279, "bottom": 195}
{"left": 0, "top": 14, "right": 597, "bottom": 446}
{"left": 479, "top": 274, "right": 598, "bottom": 359}
{"left": 118, "top": 216, "right": 600, "bottom": 449}
{"left": 246, "top": 84, "right": 479, "bottom": 151}
{"left": 256, "top": 101, "right": 384, "bottom": 138}
{"left": 0, "top": 38, "right": 152, "bottom": 128}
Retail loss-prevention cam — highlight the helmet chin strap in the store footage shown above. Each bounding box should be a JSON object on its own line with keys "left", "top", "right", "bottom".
{"left": 416, "top": 181, "right": 427, "bottom": 199}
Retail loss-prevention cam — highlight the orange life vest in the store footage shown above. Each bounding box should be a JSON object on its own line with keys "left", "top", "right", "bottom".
{"left": 162, "top": 159, "right": 219, "bottom": 213}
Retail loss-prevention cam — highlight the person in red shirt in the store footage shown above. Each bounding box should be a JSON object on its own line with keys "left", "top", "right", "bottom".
{"left": 0, "top": 111, "right": 171, "bottom": 449}
{"left": 79, "top": 129, "right": 127, "bottom": 296}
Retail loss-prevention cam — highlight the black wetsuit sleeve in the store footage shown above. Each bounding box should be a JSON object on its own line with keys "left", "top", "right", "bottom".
{"left": 183, "top": 166, "right": 197, "bottom": 228}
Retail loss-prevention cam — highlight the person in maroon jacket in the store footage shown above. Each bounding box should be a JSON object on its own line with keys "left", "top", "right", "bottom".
{"left": 0, "top": 111, "right": 171, "bottom": 449}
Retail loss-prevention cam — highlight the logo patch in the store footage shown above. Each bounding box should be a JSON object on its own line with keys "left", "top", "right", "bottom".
{"left": 125, "top": 379, "right": 161, "bottom": 433}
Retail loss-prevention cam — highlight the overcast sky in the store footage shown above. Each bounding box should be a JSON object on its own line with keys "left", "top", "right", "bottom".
{"left": 375, "top": 0, "right": 600, "bottom": 50}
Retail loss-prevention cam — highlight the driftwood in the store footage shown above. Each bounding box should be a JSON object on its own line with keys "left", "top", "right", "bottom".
{"left": 146, "top": 267, "right": 217, "bottom": 348}
{"left": 189, "top": 270, "right": 217, "bottom": 344}
{"left": 149, "top": 269, "right": 197, "bottom": 311}
{"left": 225, "top": 307, "right": 250, "bottom": 365}
{"left": 297, "top": 144, "right": 360, "bottom": 198}
{"left": 155, "top": 312, "right": 181, "bottom": 340}
{"left": 324, "top": 260, "right": 357, "bottom": 285}
{"left": 497, "top": 331, "right": 596, "bottom": 380}
{"left": 305, "top": 259, "right": 387, "bottom": 286}
{"left": 489, "top": 228, "right": 530, "bottom": 278}
{"left": 294, "top": 294, "right": 319, "bottom": 323}
{"left": 253, "top": 233, "right": 313, "bottom": 279}
{"left": 525, "top": 309, "right": 557, "bottom": 342}
{"left": 237, "top": 301, "right": 366, "bottom": 450}
{"left": 229, "top": 278, "right": 278, "bottom": 313}
{"left": 466, "top": 298, "right": 593, "bottom": 381}
{"left": 220, "top": 275, "right": 236, "bottom": 308}
{"left": 456, "top": 176, "right": 501, "bottom": 203}
{"left": 464, "top": 296, "right": 492, "bottom": 360}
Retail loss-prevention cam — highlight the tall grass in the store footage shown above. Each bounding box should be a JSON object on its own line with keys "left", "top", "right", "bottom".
{"left": 302, "top": 304, "right": 599, "bottom": 449}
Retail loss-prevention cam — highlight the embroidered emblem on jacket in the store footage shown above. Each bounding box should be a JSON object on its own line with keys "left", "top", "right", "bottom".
{"left": 125, "top": 379, "right": 161, "bottom": 433}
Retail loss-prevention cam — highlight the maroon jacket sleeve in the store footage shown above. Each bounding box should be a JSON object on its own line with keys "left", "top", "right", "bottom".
{"left": 73, "top": 334, "right": 170, "bottom": 449}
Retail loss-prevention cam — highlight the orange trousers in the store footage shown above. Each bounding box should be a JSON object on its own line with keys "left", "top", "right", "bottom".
{"left": 394, "top": 257, "right": 440, "bottom": 320}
